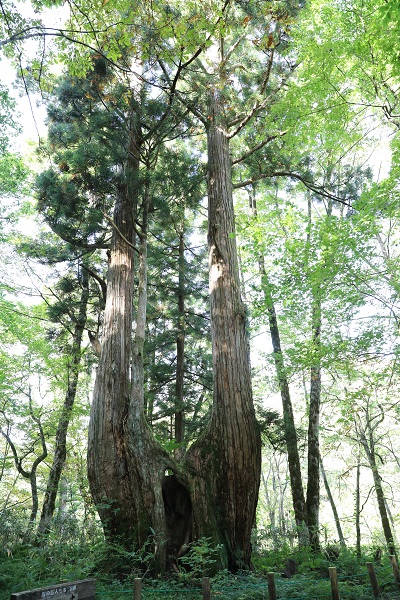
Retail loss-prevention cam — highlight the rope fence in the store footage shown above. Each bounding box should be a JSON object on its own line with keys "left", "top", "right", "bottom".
{"left": 95, "top": 554, "right": 400, "bottom": 600}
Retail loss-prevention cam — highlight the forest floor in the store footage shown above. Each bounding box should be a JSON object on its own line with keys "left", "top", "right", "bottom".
{"left": 1, "top": 542, "right": 400, "bottom": 600}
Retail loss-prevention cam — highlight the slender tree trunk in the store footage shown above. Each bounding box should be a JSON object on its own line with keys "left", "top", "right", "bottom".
{"left": 262, "top": 469, "right": 276, "bottom": 527}
{"left": 186, "top": 88, "right": 261, "bottom": 571}
{"left": 249, "top": 187, "right": 307, "bottom": 537}
{"left": 1, "top": 389, "right": 47, "bottom": 534}
{"left": 358, "top": 424, "right": 397, "bottom": 557}
{"left": 264, "top": 277, "right": 308, "bottom": 532}
{"left": 37, "top": 266, "right": 90, "bottom": 540}
{"left": 355, "top": 446, "right": 362, "bottom": 557}
{"left": 306, "top": 293, "right": 321, "bottom": 551}
{"left": 175, "top": 224, "right": 185, "bottom": 448}
{"left": 320, "top": 459, "right": 346, "bottom": 548}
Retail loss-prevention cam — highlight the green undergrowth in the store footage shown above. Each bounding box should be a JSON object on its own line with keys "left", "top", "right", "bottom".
{"left": 1, "top": 540, "right": 400, "bottom": 600}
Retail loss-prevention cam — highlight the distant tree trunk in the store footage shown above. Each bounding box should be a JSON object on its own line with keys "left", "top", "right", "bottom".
{"left": 186, "top": 88, "right": 261, "bottom": 571}
{"left": 264, "top": 277, "right": 308, "bottom": 532}
{"left": 175, "top": 224, "right": 185, "bottom": 448}
{"left": 355, "top": 447, "right": 361, "bottom": 556}
{"left": 357, "top": 413, "right": 397, "bottom": 557}
{"left": 306, "top": 292, "right": 321, "bottom": 551}
{"left": 1, "top": 388, "right": 47, "bottom": 532}
{"left": 37, "top": 266, "right": 90, "bottom": 540}
{"left": 262, "top": 467, "right": 277, "bottom": 535}
{"left": 320, "top": 458, "right": 346, "bottom": 548}
{"left": 355, "top": 447, "right": 361, "bottom": 557}
{"left": 248, "top": 187, "right": 307, "bottom": 539}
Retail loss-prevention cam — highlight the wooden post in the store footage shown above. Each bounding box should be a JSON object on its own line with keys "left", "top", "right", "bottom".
{"left": 133, "top": 578, "right": 142, "bottom": 600}
{"left": 329, "top": 566, "right": 340, "bottom": 600}
{"left": 267, "top": 573, "right": 277, "bottom": 600}
{"left": 202, "top": 577, "right": 211, "bottom": 600}
{"left": 366, "top": 562, "right": 380, "bottom": 598}
{"left": 390, "top": 554, "right": 400, "bottom": 584}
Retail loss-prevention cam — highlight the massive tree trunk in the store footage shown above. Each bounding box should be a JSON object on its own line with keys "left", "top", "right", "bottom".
{"left": 88, "top": 85, "right": 260, "bottom": 573}
{"left": 87, "top": 114, "right": 157, "bottom": 545}
{"left": 185, "top": 88, "right": 261, "bottom": 571}
{"left": 37, "top": 267, "right": 90, "bottom": 540}
{"left": 87, "top": 174, "right": 137, "bottom": 542}
{"left": 86, "top": 105, "right": 187, "bottom": 570}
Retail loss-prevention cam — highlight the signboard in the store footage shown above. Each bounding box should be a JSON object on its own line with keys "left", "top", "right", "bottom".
{"left": 10, "top": 579, "right": 95, "bottom": 600}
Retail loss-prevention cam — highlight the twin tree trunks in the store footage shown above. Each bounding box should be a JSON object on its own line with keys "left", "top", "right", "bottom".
{"left": 87, "top": 88, "right": 261, "bottom": 573}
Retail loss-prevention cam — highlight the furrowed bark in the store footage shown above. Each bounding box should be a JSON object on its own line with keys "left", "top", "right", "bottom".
{"left": 87, "top": 104, "right": 143, "bottom": 544}
{"left": 186, "top": 88, "right": 261, "bottom": 571}
{"left": 87, "top": 181, "right": 137, "bottom": 542}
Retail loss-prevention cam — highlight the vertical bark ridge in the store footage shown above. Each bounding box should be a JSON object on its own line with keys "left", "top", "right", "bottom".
{"left": 186, "top": 88, "right": 261, "bottom": 571}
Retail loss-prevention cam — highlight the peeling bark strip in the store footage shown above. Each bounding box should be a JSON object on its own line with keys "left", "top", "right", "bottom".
{"left": 186, "top": 88, "right": 261, "bottom": 571}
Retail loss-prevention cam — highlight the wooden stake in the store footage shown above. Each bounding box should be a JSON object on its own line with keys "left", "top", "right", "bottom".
{"left": 202, "top": 577, "right": 211, "bottom": 600}
{"left": 366, "top": 562, "right": 380, "bottom": 598}
{"left": 267, "top": 573, "right": 277, "bottom": 600}
{"left": 133, "top": 578, "right": 142, "bottom": 600}
{"left": 329, "top": 566, "right": 340, "bottom": 600}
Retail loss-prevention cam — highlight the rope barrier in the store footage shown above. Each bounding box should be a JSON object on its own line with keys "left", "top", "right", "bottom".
{"left": 27, "top": 555, "right": 398, "bottom": 600}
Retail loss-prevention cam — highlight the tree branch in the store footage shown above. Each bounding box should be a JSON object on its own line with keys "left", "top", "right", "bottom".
{"left": 233, "top": 171, "right": 352, "bottom": 206}
{"left": 231, "top": 131, "right": 288, "bottom": 165}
